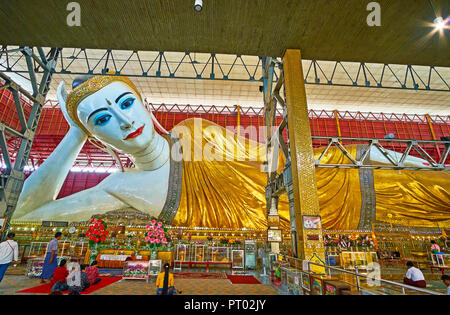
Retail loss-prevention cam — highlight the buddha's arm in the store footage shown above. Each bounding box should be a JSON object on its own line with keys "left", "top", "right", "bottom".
{"left": 17, "top": 185, "right": 127, "bottom": 221}
{"left": 370, "top": 147, "right": 431, "bottom": 167}
{"left": 15, "top": 127, "right": 88, "bottom": 218}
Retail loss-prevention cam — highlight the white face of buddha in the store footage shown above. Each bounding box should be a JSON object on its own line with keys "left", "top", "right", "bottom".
{"left": 76, "top": 82, "right": 154, "bottom": 154}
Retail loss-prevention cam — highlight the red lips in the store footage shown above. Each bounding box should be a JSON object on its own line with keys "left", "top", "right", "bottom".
{"left": 124, "top": 125, "right": 145, "bottom": 140}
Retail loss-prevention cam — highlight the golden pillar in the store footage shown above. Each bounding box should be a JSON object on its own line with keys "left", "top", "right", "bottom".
{"left": 283, "top": 49, "right": 325, "bottom": 266}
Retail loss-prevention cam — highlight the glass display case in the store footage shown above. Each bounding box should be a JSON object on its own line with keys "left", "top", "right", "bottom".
{"left": 27, "top": 242, "right": 48, "bottom": 258}
{"left": 311, "top": 275, "right": 324, "bottom": 295}
{"left": 244, "top": 240, "right": 257, "bottom": 269}
{"left": 58, "top": 241, "right": 71, "bottom": 257}
{"left": 301, "top": 271, "right": 312, "bottom": 295}
{"left": 285, "top": 268, "right": 302, "bottom": 295}
{"left": 193, "top": 245, "right": 206, "bottom": 262}
{"left": 25, "top": 257, "right": 45, "bottom": 278}
{"left": 323, "top": 280, "right": 351, "bottom": 295}
{"left": 232, "top": 249, "right": 245, "bottom": 269}
{"left": 148, "top": 259, "right": 162, "bottom": 276}
{"left": 123, "top": 261, "right": 150, "bottom": 281}
{"left": 341, "top": 251, "right": 377, "bottom": 270}
{"left": 25, "top": 256, "right": 69, "bottom": 278}
{"left": 431, "top": 253, "right": 449, "bottom": 267}
{"left": 208, "top": 247, "right": 230, "bottom": 262}
{"left": 70, "top": 241, "right": 88, "bottom": 259}
{"left": 175, "top": 244, "right": 191, "bottom": 262}
{"left": 325, "top": 251, "right": 341, "bottom": 266}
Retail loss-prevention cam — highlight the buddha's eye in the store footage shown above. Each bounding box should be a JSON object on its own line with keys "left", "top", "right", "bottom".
{"left": 120, "top": 97, "right": 135, "bottom": 110}
{"left": 94, "top": 114, "right": 112, "bottom": 126}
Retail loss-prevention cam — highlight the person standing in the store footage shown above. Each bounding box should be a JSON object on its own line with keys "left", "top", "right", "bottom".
{"left": 431, "top": 240, "right": 444, "bottom": 265}
{"left": 156, "top": 263, "right": 176, "bottom": 295}
{"left": 40, "top": 232, "right": 62, "bottom": 284}
{"left": 403, "top": 261, "right": 426, "bottom": 288}
{"left": 430, "top": 240, "right": 441, "bottom": 253}
{"left": 0, "top": 232, "right": 19, "bottom": 283}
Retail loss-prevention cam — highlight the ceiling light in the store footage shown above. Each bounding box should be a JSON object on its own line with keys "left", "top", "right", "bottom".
{"left": 434, "top": 17, "right": 446, "bottom": 31}
{"left": 194, "top": 0, "right": 203, "bottom": 12}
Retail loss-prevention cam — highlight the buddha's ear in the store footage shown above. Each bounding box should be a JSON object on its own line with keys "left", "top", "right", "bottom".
{"left": 57, "top": 81, "right": 68, "bottom": 104}
{"left": 57, "top": 82, "right": 76, "bottom": 127}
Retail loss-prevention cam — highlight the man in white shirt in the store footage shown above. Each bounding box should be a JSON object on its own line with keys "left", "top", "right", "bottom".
{"left": 0, "top": 232, "right": 19, "bottom": 283}
{"left": 403, "top": 261, "right": 426, "bottom": 288}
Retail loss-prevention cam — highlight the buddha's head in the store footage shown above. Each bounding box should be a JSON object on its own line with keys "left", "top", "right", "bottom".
{"left": 58, "top": 75, "right": 159, "bottom": 154}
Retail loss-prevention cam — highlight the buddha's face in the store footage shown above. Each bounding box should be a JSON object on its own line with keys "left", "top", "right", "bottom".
{"left": 76, "top": 82, "right": 154, "bottom": 154}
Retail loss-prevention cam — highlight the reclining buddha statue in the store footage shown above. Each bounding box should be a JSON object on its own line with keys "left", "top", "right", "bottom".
{"left": 13, "top": 75, "right": 450, "bottom": 230}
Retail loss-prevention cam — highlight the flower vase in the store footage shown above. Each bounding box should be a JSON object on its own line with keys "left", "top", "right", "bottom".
{"left": 150, "top": 250, "right": 158, "bottom": 260}
{"left": 90, "top": 243, "right": 99, "bottom": 265}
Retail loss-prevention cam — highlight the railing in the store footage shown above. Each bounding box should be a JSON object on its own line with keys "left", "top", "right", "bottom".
{"left": 278, "top": 254, "right": 443, "bottom": 295}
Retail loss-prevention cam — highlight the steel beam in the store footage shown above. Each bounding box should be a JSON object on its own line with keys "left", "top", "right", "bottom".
{"left": 0, "top": 47, "right": 60, "bottom": 240}
{"left": 312, "top": 136, "right": 450, "bottom": 171}
{"left": 1, "top": 47, "right": 449, "bottom": 91}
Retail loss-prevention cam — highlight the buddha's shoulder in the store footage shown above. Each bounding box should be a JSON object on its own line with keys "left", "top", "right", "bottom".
{"left": 98, "top": 165, "right": 170, "bottom": 183}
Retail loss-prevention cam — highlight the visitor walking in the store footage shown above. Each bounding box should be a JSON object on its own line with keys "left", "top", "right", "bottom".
{"left": 51, "top": 259, "right": 69, "bottom": 293}
{"left": 0, "top": 232, "right": 19, "bottom": 284}
{"left": 156, "top": 263, "right": 176, "bottom": 295}
{"left": 403, "top": 261, "right": 426, "bottom": 288}
{"left": 85, "top": 260, "right": 101, "bottom": 286}
{"left": 441, "top": 275, "right": 450, "bottom": 295}
{"left": 40, "top": 232, "right": 62, "bottom": 284}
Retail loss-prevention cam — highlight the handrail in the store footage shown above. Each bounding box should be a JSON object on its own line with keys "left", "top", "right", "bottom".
{"left": 280, "top": 254, "right": 443, "bottom": 295}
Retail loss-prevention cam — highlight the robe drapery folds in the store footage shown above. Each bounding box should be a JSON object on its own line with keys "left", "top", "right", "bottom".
{"left": 170, "top": 119, "right": 450, "bottom": 230}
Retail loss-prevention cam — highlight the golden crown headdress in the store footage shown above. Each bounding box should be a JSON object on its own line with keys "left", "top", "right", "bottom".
{"left": 65, "top": 74, "right": 142, "bottom": 136}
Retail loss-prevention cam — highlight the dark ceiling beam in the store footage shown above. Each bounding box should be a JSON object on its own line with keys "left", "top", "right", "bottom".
{"left": 0, "top": 0, "right": 448, "bottom": 67}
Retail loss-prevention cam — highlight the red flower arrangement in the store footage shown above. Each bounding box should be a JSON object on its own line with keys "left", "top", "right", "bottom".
{"left": 85, "top": 218, "right": 109, "bottom": 246}
{"left": 144, "top": 219, "right": 171, "bottom": 249}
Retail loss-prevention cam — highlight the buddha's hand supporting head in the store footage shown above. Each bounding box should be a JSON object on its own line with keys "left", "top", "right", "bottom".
{"left": 62, "top": 75, "right": 155, "bottom": 155}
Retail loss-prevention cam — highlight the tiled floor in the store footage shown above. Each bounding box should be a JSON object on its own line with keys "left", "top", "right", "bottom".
{"left": 90, "top": 278, "right": 278, "bottom": 295}
{"left": 1, "top": 265, "right": 447, "bottom": 295}
{"left": 0, "top": 268, "right": 279, "bottom": 295}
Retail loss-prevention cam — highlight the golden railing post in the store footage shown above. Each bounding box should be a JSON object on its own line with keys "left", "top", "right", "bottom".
{"left": 283, "top": 49, "right": 325, "bottom": 268}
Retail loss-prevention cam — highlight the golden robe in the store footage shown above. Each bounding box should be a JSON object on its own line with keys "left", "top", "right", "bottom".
{"left": 170, "top": 119, "right": 450, "bottom": 230}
